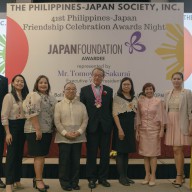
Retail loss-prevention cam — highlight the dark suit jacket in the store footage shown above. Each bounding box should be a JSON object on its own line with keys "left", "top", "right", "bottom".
{"left": 80, "top": 84, "right": 113, "bottom": 133}
{"left": 0, "top": 75, "right": 8, "bottom": 126}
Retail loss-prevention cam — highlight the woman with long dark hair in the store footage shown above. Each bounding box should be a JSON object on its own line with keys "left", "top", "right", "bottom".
{"left": 23, "top": 75, "right": 57, "bottom": 192}
{"left": 1, "top": 74, "right": 29, "bottom": 192}
{"left": 113, "top": 77, "right": 137, "bottom": 186}
{"left": 164, "top": 72, "right": 192, "bottom": 188}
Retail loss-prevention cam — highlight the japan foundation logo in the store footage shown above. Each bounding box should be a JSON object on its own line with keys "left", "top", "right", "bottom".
{"left": 125, "top": 31, "right": 146, "bottom": 54}
{"left": 0, "top": 34, "right": 6, "bottom": 74}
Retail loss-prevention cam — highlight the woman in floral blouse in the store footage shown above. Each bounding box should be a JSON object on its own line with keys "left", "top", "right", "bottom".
{"left": 113, "top": 77, "right": 137, "bottom": 186}
{"left": 23, "top": 75, "right": 57, "bottom": 192}
{"left": 1, "top": 74, "right": 29, "bottom": 192}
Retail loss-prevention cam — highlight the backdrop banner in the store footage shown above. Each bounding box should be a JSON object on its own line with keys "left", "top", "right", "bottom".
{"left": 6, "top": 2, "right": 183, "bottom": 99}
{"left": 0, "top": 19, "right": 6, "bottom": 75}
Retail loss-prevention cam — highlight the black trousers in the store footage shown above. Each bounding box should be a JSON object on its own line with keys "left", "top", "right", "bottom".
{"left": 86, "top": 126, "right": 111, "bottom": 181}
{"left": 0, "top": 124, "right": 5, "bottom": 178}
{"left": 58, "top": 143, "right": 82, "bottom": 187}
{"left": 5, "top": 119, "right": 25, "bottom": 185}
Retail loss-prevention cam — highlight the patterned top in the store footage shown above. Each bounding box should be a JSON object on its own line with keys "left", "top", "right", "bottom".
{"left": 168, "top": 94, "right": 180, "bottom": 112}
{"left": 136, "top": 97, "right": 165, "bottom": 127}
{"left": 23, "top": 92, "right": 57, "bottom": 133}
{"left": 1, "top": 93, "right": 25, "bottom": 126}
{"left": 113, "top": 95, "right": 137, "bottom": 117}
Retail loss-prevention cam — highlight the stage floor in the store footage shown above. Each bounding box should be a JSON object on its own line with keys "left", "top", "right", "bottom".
{"left": 16, "top": 157, "right": 191, "bottom": 165}
{"left": 0, "top": 178, "right": 191, "bottom": 192}
{"left": 2, "top": 158, "right": 192, "bottom": 180}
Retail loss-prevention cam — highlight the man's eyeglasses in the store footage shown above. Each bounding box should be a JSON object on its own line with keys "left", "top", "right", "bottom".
{"left": 92, "top": 74, "right": 103, "bottom": 78}
{"left": 65, "top": 88, "right": 76, "bottom": 91}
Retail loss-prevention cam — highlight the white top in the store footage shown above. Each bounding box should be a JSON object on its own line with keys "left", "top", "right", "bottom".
{"left": 113, "top": 95, "right": 137, "bottom": 117}
{"left": 54, "top": 96, "right": 88, "bottom": 143}
{"left": 1, "top": 93, "right": 25, "bottom": 126}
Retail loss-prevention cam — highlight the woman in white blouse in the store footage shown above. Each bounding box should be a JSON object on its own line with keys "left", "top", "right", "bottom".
{"left": 1, "top": 74, "right": 29, "bottom": 192}
{"left": 23, "top": 75, "right": 57, "bottom": 192}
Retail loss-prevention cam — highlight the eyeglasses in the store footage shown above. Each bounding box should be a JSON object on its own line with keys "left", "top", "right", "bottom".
{"left": 65, "top": 88, "right": 76, "bottom": 91}
{"left": 92, "top": 74, "right": 103, "bottom": 78}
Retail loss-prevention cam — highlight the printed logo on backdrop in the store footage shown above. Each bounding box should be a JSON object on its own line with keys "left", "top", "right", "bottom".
{"left": 6, "top": 17, "right": 29, "bottom": 83}
{"left": 156, "top": 24, "right": 183, "bottom": 80}
{"left": 6, "top": 3, "right": 184, "bottom": 98}
{"left": 125, "top": 31, "right": 146, "bottom": 54}
{"left": 0, "top": 20, "right": 6, "bottom": 75}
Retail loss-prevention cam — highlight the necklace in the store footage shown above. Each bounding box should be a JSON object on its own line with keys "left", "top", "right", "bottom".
{"left": 170, "top": 93, "right": 180, "bottom": 104}
{"left": 173, "top": 88, "right": 182, "bottom": 93}
{"left": 172, "top": 90, "right": 181, "bottom": 97}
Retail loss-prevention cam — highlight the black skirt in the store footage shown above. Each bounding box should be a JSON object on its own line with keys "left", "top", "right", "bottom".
{"left": 26, "top": 132, "right": 52, "bottom": 157}
{"left": 113, "top": 111, "right": 136, "bottom": 153}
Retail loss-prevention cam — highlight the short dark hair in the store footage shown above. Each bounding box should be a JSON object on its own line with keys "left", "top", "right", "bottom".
{"left": 33, "top": 75, "right": 51, "bottom": 95}
{"left": 11, "top": 74, "right": 29, "bottom": 102}
{"left": 64, "top": 82, "right": 76, "bottom": 90}
{"left": 117, "top": 77, "right": 135, "bottom": 98}
{"left": 92, "top": 67, "right": 105, "bottom": 77}
{"left": 142, "top": 83, "right": 155, "bottom": 93}
{"left": 138, "top": 92, "right": 145, "bottom": 97}
{"left": 171, "top": 72, "right": 183, "bottom": 80}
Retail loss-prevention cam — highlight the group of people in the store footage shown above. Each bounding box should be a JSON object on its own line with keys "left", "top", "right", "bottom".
{"left": 0, "top": 69, "right": 191, "bottom": 192}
